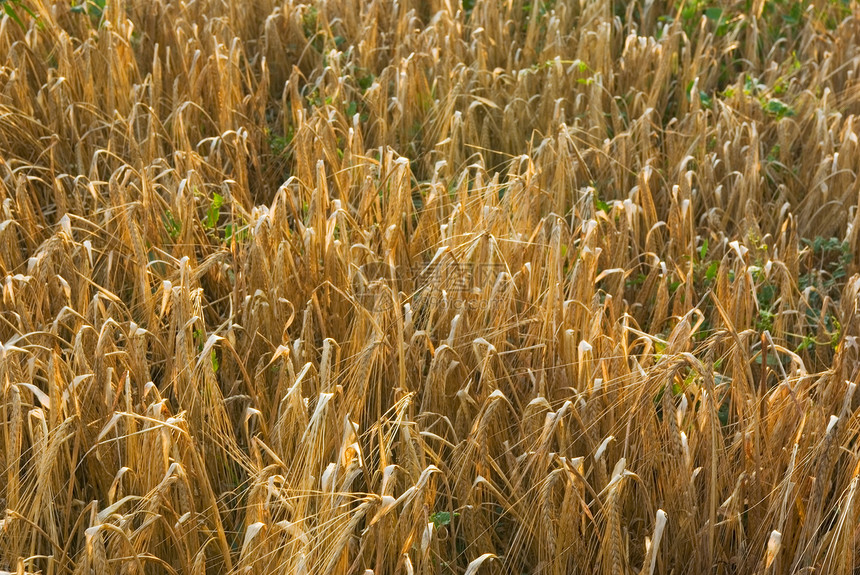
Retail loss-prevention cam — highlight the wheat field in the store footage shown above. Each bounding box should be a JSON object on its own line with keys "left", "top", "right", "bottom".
{"left": 1, "top": 0, "right": 860, "bottom": 573}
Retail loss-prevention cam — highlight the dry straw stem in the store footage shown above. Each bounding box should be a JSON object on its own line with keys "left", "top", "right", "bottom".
{"left": 2, "top": 0, "right": 860, "bottom": 573}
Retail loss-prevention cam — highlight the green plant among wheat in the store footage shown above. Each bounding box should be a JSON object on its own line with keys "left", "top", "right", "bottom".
{"left": 1, "top": 0, "right": 860, "bottom": 574}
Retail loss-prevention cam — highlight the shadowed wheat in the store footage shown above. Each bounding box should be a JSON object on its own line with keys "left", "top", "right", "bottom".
{"left": 2, "top": 0, "right": 860, "bottom": 573}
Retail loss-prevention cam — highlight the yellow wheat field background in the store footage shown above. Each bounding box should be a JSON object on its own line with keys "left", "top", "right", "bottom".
{"left": 2, "top": 0, "right": 860, "bottom": 573}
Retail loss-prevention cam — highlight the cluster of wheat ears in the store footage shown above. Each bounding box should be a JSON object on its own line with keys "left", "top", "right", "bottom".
{"left": 1, "top": 0, "right": 860, "bottom": 573}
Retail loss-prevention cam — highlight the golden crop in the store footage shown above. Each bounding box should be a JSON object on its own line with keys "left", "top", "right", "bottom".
{"left": 1, "top": 0, "right": 860, "bottom": 573}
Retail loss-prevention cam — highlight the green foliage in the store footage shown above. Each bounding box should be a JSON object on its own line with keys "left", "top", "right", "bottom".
{"left": 430, "top": 511, "right": 459, "bottom": 528}
{"left": 224, "top": 221, "right": 250, "bottom": 244}
{"left": 301, "top": 6, "right": 325, "bottom": 51}
{"left": 795, "top": 333, "right": 816, "bottom": 353}
{"left": 1, "top": 0, "right": 38, "bottom": 30}
{"left": 794, "top": 237, "right": 852, "bottom": 351}
{"left": 766, "top": 144, "right": 781, "bottom": 162}
{"left": 743, "top": 75, "right": 766, "bottom": 96}
{"left": 781, "top": 1, "right": 804, "bottom": 26}
{"left": 268, "top": 127, "right": 294, "bottom": 156}
{"left": 626, "top": 273, "right": 646, "bottom": 289}
{"left": 204, "top": 193, "right": 224, "bottom": 230}
{"left": 741, "top": 74, "right": 798, "bottom": 119}
{"left": 756, "top": 307, "right": 774, "bottom": 332}
{"left": 693, "top": 239, "right": 719, "bottom": 285}
{"left": 675, "top": 0, "right": 738, "bottom": 37}
{"left": 522, "top": 0, "right": 556, "bottom": 17}
{"left": 164, "top": 210, "right": 181, "bottom": 240}
{"left": 800, "top": 236, "right": 852, "bottom": 293}
{"left": 357, "top": 72, "right": 375, "bottom": 91}
{"left": 717, "top": 392, "right": 731, "bottom": 427}
{"left": 762, "top": 98, "right": 795, "bottom": 119}
{"left": 704, "top": 261, "right": 718, "bottom": 281}
{"left": 71, "top": 0, "right": 106, "bottom": 19}
{"left": 686, "top": 81, "right": 713, "bottom": 109}
{"left": 302, "top": 5, "right": 318, "bottom": 36}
